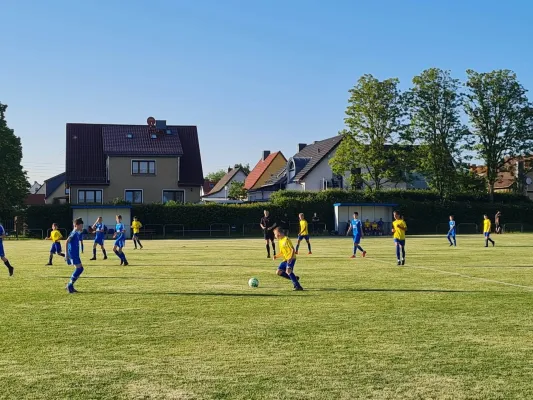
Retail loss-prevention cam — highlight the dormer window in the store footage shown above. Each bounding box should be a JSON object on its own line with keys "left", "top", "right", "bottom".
{"left": 150, "top": 134, "right": 157, "bottom": 139}
{"left": 126, "top": 133, "right": 133, "bottom": 139}
{"left": 288, "top": 160, "right": 296, "bottom": 181}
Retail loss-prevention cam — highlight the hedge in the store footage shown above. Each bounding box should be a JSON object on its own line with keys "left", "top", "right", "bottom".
{"left": 15, "top": 189, "right": 533, "bottom": 235}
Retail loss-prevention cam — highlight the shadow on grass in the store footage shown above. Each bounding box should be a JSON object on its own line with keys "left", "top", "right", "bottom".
{"left": 77, "top": 291, "right": 290, "bottom": 297}
{"left": 309, "top": 287, "right": 490, "bottom": 293}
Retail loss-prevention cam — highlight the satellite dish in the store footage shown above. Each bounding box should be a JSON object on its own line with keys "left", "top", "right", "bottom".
{"left": 526, "top": 177, "right": 532, "bottom": 185}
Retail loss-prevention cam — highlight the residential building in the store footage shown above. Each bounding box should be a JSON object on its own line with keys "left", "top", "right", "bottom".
{"left": 201, "top": 180, "right": 216, "bottom": 197}
{"left": 24, "top": 194, "right": 45, "bottom": 205}
{"left": 249, "top": 135, "right": 427, "bottom": 199}
{"left": 65, "top": 120, "right": 203, "bottom": 205}
{"left": 245, "top": 151, "right": 287, "bottom": 201}
{"left": 38, "top": 172, "right": 69, "bottom": 204}
{"left": 202, "top": 167, "right": 247, "bottom": 202}
{"left": 29, "top": 181, "right": 42, "bottom": 194}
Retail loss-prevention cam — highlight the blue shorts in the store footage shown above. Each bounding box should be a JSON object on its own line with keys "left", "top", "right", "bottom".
{"left": 484, "top": 232, "right": 490, "bottom": 238}
{"left": 114, "top": 238, "right": 125, "bottom": 248}
{"left": 448, "top": 231, "right": 456, "bottom": 237}
{"left": 94, "top": 236, "right": 105, "bottom": 246}
{"left": 132, "top": 233, "right": 139, "bottom": 239}
{"left": 68, "top": 253, "right": 81, "bottom": 266}
{"left": 353, "top": 235, "right": 362, "bottom": 244}
{"left": 0, "top": 242, "right": 5, "bottom": 258}
{"left": 394, "top": 239, "right": 406, "bottom": 246}
{"left": 298, "top": 235, "right": 309, "bottom": 241}
{"left": 50, "top": 242, "right": 62, "bottom": 254}
{"left": 278, "top": 259, "right": 296, "bottom": 270}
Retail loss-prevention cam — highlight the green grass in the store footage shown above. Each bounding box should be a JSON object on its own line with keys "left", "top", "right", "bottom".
{"left": 1, "top": 235, "right": 533, "bottom": 399}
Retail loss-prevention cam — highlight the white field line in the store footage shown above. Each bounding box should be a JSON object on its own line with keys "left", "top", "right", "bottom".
{"left": 370, "top": 257, "right": 533, "bottom": 291}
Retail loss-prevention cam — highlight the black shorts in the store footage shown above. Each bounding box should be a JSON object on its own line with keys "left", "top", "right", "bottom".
{"left": 264, "top": 230, "right": 274, "bottom": 240}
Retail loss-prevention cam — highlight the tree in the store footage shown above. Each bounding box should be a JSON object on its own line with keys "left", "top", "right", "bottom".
{"left": 0, "top": 102, "right": 29, "bottom": 212}
{"left": 330, "top": 74, "right": 410, "bottom": 191}
{"left": 234, "top": 163, "right": 251, "bottom": 175}
{"left": 227, "top": 181, "right": 247, "bottom": 200}
{"left": 406, "top": 68, "right": 469, "bottom": 199}
{"left": 205, "top": 169, "right": 227, "bottom": 183}
{"left": 464, "top": 69, "right": 533, "bottom": 201}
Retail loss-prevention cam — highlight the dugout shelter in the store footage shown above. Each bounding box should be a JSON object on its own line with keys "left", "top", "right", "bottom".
{"left": 71, "top": 205, "right": 132, "bottom": 238}
{"left": 333, "top": 203, "right": 397, "bottom": 235}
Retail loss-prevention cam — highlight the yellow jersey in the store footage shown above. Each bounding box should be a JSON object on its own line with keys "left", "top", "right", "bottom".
{"left": 131, "top": 220, "right": 142, "bottom": 234}
{"left": 278, "top": 236, "right": 296, "bottom": 261}
{"left": 299, "top": 219, "right": 309, "bottom": 236}
{"left": 392, "top": 219, "right": 407, "bottom": 240}
{"left": 483, "top": 219, "right": 491, "bottom": 233}
{"left": 364, "top": 221, "right": 371, "bottom": 228}
{"left": 50, "top": 230, "right": 63, "bottom": 243}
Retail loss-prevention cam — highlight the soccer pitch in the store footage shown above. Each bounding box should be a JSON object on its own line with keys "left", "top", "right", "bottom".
{"left": 1, "top": 235, "right": 533, "bottom": 399}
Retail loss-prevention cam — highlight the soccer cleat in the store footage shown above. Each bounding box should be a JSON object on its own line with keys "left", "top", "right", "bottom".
{"left": 66, "top": 283, "right": 77, "bottom": 294}
{"left": 492, "top": 242, "right": 495, "bottom": 247}
{"left": 401, "top": 259, "right": 405, "bottom": 266}
{"left": 90, "top": 257, "right": 96, "bottom": 261}
{"left": 296, "top": 275, "right": 300, "bottom": 281}
{"left": 7, "top": 266, "right": 14, "bottom": 276}
{"left": 295, "top": 251, "right": 299, "bottom": 255}
{"left": 123, "top": 261, "right": 129, "bottom": 266}
{"left": 397, "top": 260, "right": 402, "bottom": 266}
{"left": 308, "top": 251, "right": 312, "bottom": 255}
{"left": 350, "top": 255, "right": 356, "bottom": 259}
{"left": 293, "top": 286, "right": 304, "bottom": 291}
{"left": 266, "top": 255, "right": 271, "bottom": 259}
{"left": 140, "top": 246, "right": 143, "bottom": 250}
{"left": 103, "top": 256, "right": 108, "bottom": 260}
{"left": 134, "top": 248, "right": 137, "bottom": 250}
{"left": 120, "top": 259, "right": 124, "bottom": 266}
{"left": 362, "top": 251, "right": 367, "bottom": 258}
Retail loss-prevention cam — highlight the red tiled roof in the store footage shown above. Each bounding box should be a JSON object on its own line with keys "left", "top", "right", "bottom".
{"left": 24, "top": 194, "right": 45, "bottom": 205}
{"left": 203, "top": 180, "right": 215, "bottom": 194}
{"left": 66, "top": 123, "right": 203, "bottom": 186}
{"left": 244, "top": 152, "right": 285, "bottom": 190}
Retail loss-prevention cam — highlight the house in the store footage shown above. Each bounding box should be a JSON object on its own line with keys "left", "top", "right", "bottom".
{"left": 65, "top": 119, "right": 204, "bottom": 205}
{"left": 24, "top": 193, "right": 45, "bottom": 205}
{"left": 37, "top": 172, "right": 69, "bottom": 204}
{"left": 29, "top": 181, "right": 42, "bottom": 194}
{"left": 471, "top": 157, "right": 533, "bottom": 199}
{"left": 248, "top": 135, "right": 428, "bottom": 200}
{"left": 201, "top": 180, "right": 216, "bottom": 197}
{"left": 245, "top": 151, "right": 287, "bottom": 201}
{"left": 201, "top": 167, "right": 247, "bottom": 202}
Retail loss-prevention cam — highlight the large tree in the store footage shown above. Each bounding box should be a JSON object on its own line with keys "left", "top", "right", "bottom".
{"left": 227, "top": 181, "right": 247, "bottom": 200}
{"left": 0, "top": 102, "right": 29, "bottom": 212}
{"left": 330, "top": 74, "right": 409, "bottom": 191}
{"left": 464, "top": 69, "right": 533, "bottom": 200}
{"left": 205, "top": 169, "right": 227, "bottom": 183}
{"left": 234, "top": 163, "right": 250, "bottom": 175}
{"left": 406, "top": 68, "right": 469, "bottom": 198}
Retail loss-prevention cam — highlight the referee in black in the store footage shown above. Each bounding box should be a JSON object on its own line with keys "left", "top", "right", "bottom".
{"left": 260, "top": 210, "right": 277, "bottom": 258}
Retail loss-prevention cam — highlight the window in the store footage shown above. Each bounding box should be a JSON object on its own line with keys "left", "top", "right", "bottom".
{"left": 132, "top": 160, "right": 156, "bottom": 175}
{"left": 125, "top": 190, "right": 143, "bottom": 204}
{"left": 78, "top": 189, "right": 102, "bottom": 204}
{"left": 162, "top": 190, "right": 184, "bottom": 204}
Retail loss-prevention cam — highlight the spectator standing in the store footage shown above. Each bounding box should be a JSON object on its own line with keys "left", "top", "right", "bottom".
{"left": 312, "top": 213, "right": 320, "bottom": 234}
{"left": 495, "top": 211, "right": 502, "bottom": 234}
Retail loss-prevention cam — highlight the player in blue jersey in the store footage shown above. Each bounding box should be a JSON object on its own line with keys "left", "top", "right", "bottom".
{"left": 447, "top": 215, "right": 457, "bottom": 247}
{"left": 113, "top": 215, "right": 129, "bottom": 266}
{"left": 65, "top": 218, "right": 85, "bottom": 293}
{"left": 346, "top": 212, "right": 367, "bottom": 259}
{"left": 0, "top": 223, "right": 14, "bottom": 276}
{"left": 90, "top": 216, "right": 108, "bottom": 260}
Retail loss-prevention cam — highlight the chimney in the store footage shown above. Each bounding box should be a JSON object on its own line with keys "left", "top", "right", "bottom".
{"left": 262, "top": 150, "right": 270, "bottom": 161}
{"left": 228, "top": 166, "right": 232, "bottom": 173}
{"left": 298, "top": 143, "right": 307, "bottom": 152}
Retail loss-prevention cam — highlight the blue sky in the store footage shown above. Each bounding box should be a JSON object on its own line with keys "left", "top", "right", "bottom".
{"left": 2, "top": 0, "right": 532, "bottom": 184}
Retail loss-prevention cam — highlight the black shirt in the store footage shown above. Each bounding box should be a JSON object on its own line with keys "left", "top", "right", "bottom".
{"left": 261, "top": 216, "right": 276, "bottom": 230}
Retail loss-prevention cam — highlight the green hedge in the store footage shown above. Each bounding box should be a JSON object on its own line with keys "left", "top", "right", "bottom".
{"left": 19, "top": 189, "right": 533, "bottom": 235}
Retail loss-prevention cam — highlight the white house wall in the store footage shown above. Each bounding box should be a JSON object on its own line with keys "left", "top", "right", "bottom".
{"left": 203, "top": 171, "right": 248, "bottom": 199}
{"left": 300, "top": 150, "right": 338, "bottom": 191}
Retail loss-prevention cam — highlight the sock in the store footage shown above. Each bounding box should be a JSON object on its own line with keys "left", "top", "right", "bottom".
{"left": 114, "top": 249, "right": 122, "bottom": 259}
{"left": 271, "top": 242, "right": 276, "bottom": 255}
{"left": 49, "top": 254, "right": 53, "bottom": 264}
{"left": 279, "top": 271, "right": 290, "bottom": 280}
{"left": 69, "top": 266, "right": 84, "bottom": 285}
{"left": 59, "top": 252, "right": 65, "bottom": 257}
{"left": 93, "top": 248, "right": 97, "bottom": 258}
{"left": 353, "top": 244, "right": 358, "bottom": 255}
{"left": 307, "top": 242, "right": 311, "bottom": 252}
{"left": 357, "top": 245, "right": 364, "bottom": 252}
{"left": 102, "top": 249, "right": 107, "bottom": 257}
{"left": 288, "top": 272, "right": 300, "bottom": 288}
{"left": 485, "top": 239, "right": 488, "bottom": 246}
{"left": 133, "top": 239, "right": 137, "bottom": 249}
{"left": 81, "top": 243, "right": 84, "bottom": 253}
{"left": 121, "top": 252, "right": 128, "bottom": 263}
{"left": 401, "top": 247, "right": 406, "bottom": 260}
{"left": 296, "top": 243, "right": 300, "bottom": 252}
{"left": 453, "top": 237, "right": 456, "bottom": 246}
{"left": 396, "top": 246, "right": 401, "bottom": 260}
{"left": 137, "top": 238, "right": 142, "bottom": 248}
{"left": 447, "top": 235, "right": 452, "bottom": 244}
{"left": 266, "top": 244, "right": 270, "bottom": 256}
{"left": 4, "top": 260, "right": 12, "bottom": 269}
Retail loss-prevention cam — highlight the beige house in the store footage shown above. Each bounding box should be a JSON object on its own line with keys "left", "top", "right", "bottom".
{"left": 65, "top": 120, "right": 204, "bottom": 204}
{"left": 37, "top": 172, "right": 69, "bottom": 204}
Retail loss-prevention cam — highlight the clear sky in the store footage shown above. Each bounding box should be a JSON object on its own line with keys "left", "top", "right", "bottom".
{"left": 2, "top": 0, "right": 532, "bottom": 184}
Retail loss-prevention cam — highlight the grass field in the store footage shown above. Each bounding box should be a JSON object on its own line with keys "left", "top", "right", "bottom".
{"left": 1, "top": 234, "right": 533, "bottom": 399}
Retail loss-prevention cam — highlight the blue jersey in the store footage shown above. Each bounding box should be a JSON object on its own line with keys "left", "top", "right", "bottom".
{"left": 94, "top": 223, "right": 106, "bottom": 240}
{"left": 115, "top": 223, "right": 125, "bottom": 240}
{"left": 67, "top": 229, "right": 82, "bottom": 255}
{"left": 351, "top": 219, "right": 362, "bottom": 236}
{"left": 0, "top": 224, "right": 4, "bottom": 242}
{"left": 449, "top": 220, "right": 456, "bottom": 234}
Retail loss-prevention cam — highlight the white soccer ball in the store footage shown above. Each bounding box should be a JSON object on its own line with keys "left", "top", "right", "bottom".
{"left": 248, "top": 277, "right": 259, "bottom": 288}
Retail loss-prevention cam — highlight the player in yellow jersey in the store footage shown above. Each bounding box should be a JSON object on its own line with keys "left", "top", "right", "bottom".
{"left": 273, "top": 227, "right": 303, "bottom": 291}
{"left": 45, "top": 223, "right": 65, "bottom": 266}
{"left": 483, "top": 214, "right": 495, "bottom": 247}
{"left": 295, "top": 213, "right": 312, "bottom": 255}
{"left": 131, "top": 216, "right": 143, "bottom": 250}
{"left": 392, "top": 211, "right": 407, "bottom": 266}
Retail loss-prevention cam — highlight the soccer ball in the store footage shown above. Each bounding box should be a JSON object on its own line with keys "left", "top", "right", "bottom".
{"left": 248, "top": 277, "right": 259, "bottom": 288}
